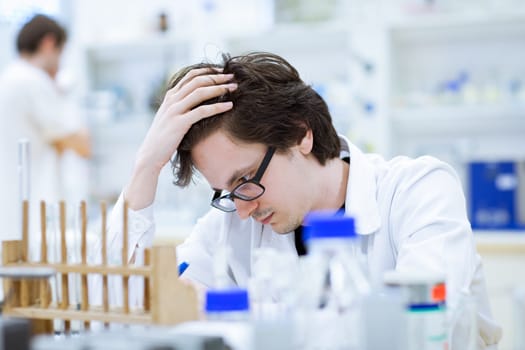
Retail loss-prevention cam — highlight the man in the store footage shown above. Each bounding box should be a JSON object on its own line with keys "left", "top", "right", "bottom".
{"left": 0, "top": 14, "right": 91, "bottom": 240}
{"left": 106, "top": 52, "right": 501, "bottom": 347}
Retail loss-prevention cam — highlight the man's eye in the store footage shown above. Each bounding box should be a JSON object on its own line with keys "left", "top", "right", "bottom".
{"left": 236, "top": 174, "right": 250, "bottom": 185}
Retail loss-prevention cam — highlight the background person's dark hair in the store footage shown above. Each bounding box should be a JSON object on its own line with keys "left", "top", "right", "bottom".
{"left": 16, "top": 14, "right": 67, "bottom": 54}
{"left": 169, "top": 52, "right": 341, "bottom": 187}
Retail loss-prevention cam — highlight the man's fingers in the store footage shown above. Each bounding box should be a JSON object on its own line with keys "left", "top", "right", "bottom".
{"left": 172, "top": 73, "right": 234, "bottom": 101}
{"left": 184, "top": 101, "right": 233, "bottom": 124}
{"left": 171, "top": 67, "right": 223, "bottom": 93}
{"left": 176, "top": 83, "right": 237, "bottom": 112}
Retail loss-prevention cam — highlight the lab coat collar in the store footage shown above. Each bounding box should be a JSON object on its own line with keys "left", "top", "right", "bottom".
{"left": 13, "top": 58, "right": 52, "bottom": 82}
{"left": 340, "top": 135, "right": 381, "bottom": 236}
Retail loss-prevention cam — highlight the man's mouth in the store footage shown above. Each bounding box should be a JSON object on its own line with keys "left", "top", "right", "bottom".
{"left": 259, "top": 213, "right": 273, "bottom": 225}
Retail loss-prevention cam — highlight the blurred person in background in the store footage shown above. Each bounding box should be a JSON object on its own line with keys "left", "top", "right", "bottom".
{"left": 0, "top": 14, "right": 91, "bottom": 243}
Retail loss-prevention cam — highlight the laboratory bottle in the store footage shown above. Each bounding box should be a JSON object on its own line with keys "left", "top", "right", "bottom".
{"left": 205, "top": 288, "right": 250, "bottom": 321}
{"left": 361, "top": 286, "right": 407, "bottom": 350}
{"left": 384, "top": 270, "right": 448, "bottom": 350}
{"left": 302, "top": 212, "right": 370, "bottom": 350}
{"left": 248, "top": 248, "right": 296, "bottom": 350}
{"left": 249, "top": 247, "right": 298, "bottom": 320}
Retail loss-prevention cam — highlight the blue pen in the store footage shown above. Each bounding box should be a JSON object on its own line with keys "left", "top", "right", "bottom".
{"left": 178, "top": 261, "right": 189, "bottom": 276}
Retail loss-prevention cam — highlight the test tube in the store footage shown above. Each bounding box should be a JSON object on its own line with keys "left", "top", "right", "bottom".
{"left": 18, "top": 139, "right": 30, "bottom": 202}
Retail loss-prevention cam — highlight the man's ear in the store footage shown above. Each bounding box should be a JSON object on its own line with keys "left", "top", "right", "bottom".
{"left": 298, "top": 128, "right": 313, "bottom": 155}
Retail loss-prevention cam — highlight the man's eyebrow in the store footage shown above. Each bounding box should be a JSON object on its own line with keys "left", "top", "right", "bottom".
{"left": 212, "top": 163, "right": 256, "bottom": 193}
{"left": 226, "top": 165, "right": 253, "bottom": 188}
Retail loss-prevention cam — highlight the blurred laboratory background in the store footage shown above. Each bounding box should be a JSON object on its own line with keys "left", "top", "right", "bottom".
{"left": 0, "top": 0, "right": 524, "bottom": 348}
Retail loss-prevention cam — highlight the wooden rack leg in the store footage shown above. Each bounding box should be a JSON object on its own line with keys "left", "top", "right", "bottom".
{"left": 39, "top": 201, "right": 50, "bottom": 309}
{"left": 122, "top": 201, "right": 129, "bottom": 315}
{"left": 2, "top": 240, "right": 52, "bottom": 334}
{"left": 59, "top": 201, "right": 70, "bottom": 333}
{"left": 20, "top": 200, "right": 29, "bottom": 307}
{"left": 143, "top": 249, "right": 150, "bottom": 312}
{"left": 101, "top": 202, "right": 109, "bottom": 329}
{"left": 2, "top": 241, "right": 22, "bottom": 309}
{"left": 80, "top": 201, "right": 90, "bottom": 330}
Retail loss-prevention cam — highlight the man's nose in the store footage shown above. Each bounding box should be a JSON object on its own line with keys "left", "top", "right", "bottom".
{"left": 234, "top": 198, "right": 258, "bottom": 220}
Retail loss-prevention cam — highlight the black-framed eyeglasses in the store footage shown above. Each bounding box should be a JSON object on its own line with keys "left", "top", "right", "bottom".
{"left": 211, "top": 147, "right": 275, "bottom": 212}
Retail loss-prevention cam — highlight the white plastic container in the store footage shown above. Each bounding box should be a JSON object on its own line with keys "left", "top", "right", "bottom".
{"left": 384, "top": 271, "right": 448, "bottom": 350}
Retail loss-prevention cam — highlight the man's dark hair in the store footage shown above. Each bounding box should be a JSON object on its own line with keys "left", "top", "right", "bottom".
{"left": 16, "top": 14, "right": 67, "bottom": 54}
{"left": 170, "top": 52, "right": 341, "bottom": 187}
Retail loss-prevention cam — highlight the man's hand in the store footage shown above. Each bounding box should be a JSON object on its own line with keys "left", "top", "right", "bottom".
{"left": 52, "top": 127, "right": 92, "bottom": 158}
{"left": 125, "top": 68, "right": 237, "bottom": 210}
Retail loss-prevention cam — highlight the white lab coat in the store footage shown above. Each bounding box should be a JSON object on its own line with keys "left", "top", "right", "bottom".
{"left": 0, "top": 60, "right": 79, "bottom": 240}
{"left": 104, "top": 136, "right": 502, "bottom": 348}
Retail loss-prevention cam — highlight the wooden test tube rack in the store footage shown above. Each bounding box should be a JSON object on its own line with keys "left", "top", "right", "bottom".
{"left": 1, "top": 200, "right": 199, "bottom": 332}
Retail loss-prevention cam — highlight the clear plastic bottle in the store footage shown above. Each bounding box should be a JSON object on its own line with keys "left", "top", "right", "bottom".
{"left": 384, "top": 271, "right": 448, "bottom": 350}
{"left": 301, "top": 212, "right": 370, "bottom": 349}
{"left": 198, "top": 288, "right": 255, "bottom": 349}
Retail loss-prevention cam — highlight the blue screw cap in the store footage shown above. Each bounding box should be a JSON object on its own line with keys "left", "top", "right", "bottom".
{"left": 205, "top": 288, "right": 249, "bottom": 312}
{"left": 303, "top": 211, "right": 356, "bottom": 241}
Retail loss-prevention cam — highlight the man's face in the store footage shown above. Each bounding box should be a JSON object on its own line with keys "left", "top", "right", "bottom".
{"left": 39, "top": 35, "right": 63, "bottom": 78}
{"left": 46, "top": 44, "right": 63, "bottom": 78}
{"left": 192, "top": 130, "right": 315, "bottom": 234}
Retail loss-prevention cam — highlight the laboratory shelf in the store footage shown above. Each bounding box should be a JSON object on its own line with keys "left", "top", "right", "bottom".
{"left": 474, "top": 230, "right": 525, "bottom": 255}
{"left": 227, "top": 22, "right": 350, "bottom": 55}
{"left": 389, "top": 11, "right": 525, "bottom": 43}
{"left": 390, "top": 104, "right": 525, "bottom": 135}
{"left": 474, "top": 230, "right": 525, "bottom": 242}
{"left": 86, "top": 35, "right": 191, "bottom": 62}
{"left": 380, "top": 8, "right": 525, "bottom": 163}
{"left": 225, "top": 23, "right": 352, "bottom": 85}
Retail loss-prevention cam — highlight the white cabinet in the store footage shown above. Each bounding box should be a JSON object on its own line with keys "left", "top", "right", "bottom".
{"left": 385, "top": 13, "right": 525, "bottom": 168}
{"left": 225, "top": 24, "right": 355, "bottom": 134}
{"left": 383, "top": 13, "right": 525, "bottom": 228}
{"left": 83, "top": 36, "right": 192, "bottom": 200}
{"left": 85, "top": 36, "right": 191, "bottom": 116}
{"left": 378, "top": 13, "right": 525, "bottom": 350}
{"left": 83, "top": 36, "right": 216, "bottom": 224}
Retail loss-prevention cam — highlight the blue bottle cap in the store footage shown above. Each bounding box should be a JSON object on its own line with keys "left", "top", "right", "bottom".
{"left": 205, "top": 288, "right": 249, "bottom": 313}
{"left": 303, "top": 211, "right": 356, "bottom": 241}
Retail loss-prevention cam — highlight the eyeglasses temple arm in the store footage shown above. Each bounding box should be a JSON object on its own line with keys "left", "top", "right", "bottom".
{"left": 212, "top": 190, "right": 222, "bottom": 201}
{"left": 253, "top": 147, "right": 275, "bottom": 181}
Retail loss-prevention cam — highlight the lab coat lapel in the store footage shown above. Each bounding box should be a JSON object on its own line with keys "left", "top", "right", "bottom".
{"left": 341, "top": 136, "right": 381, "bottom": 235}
